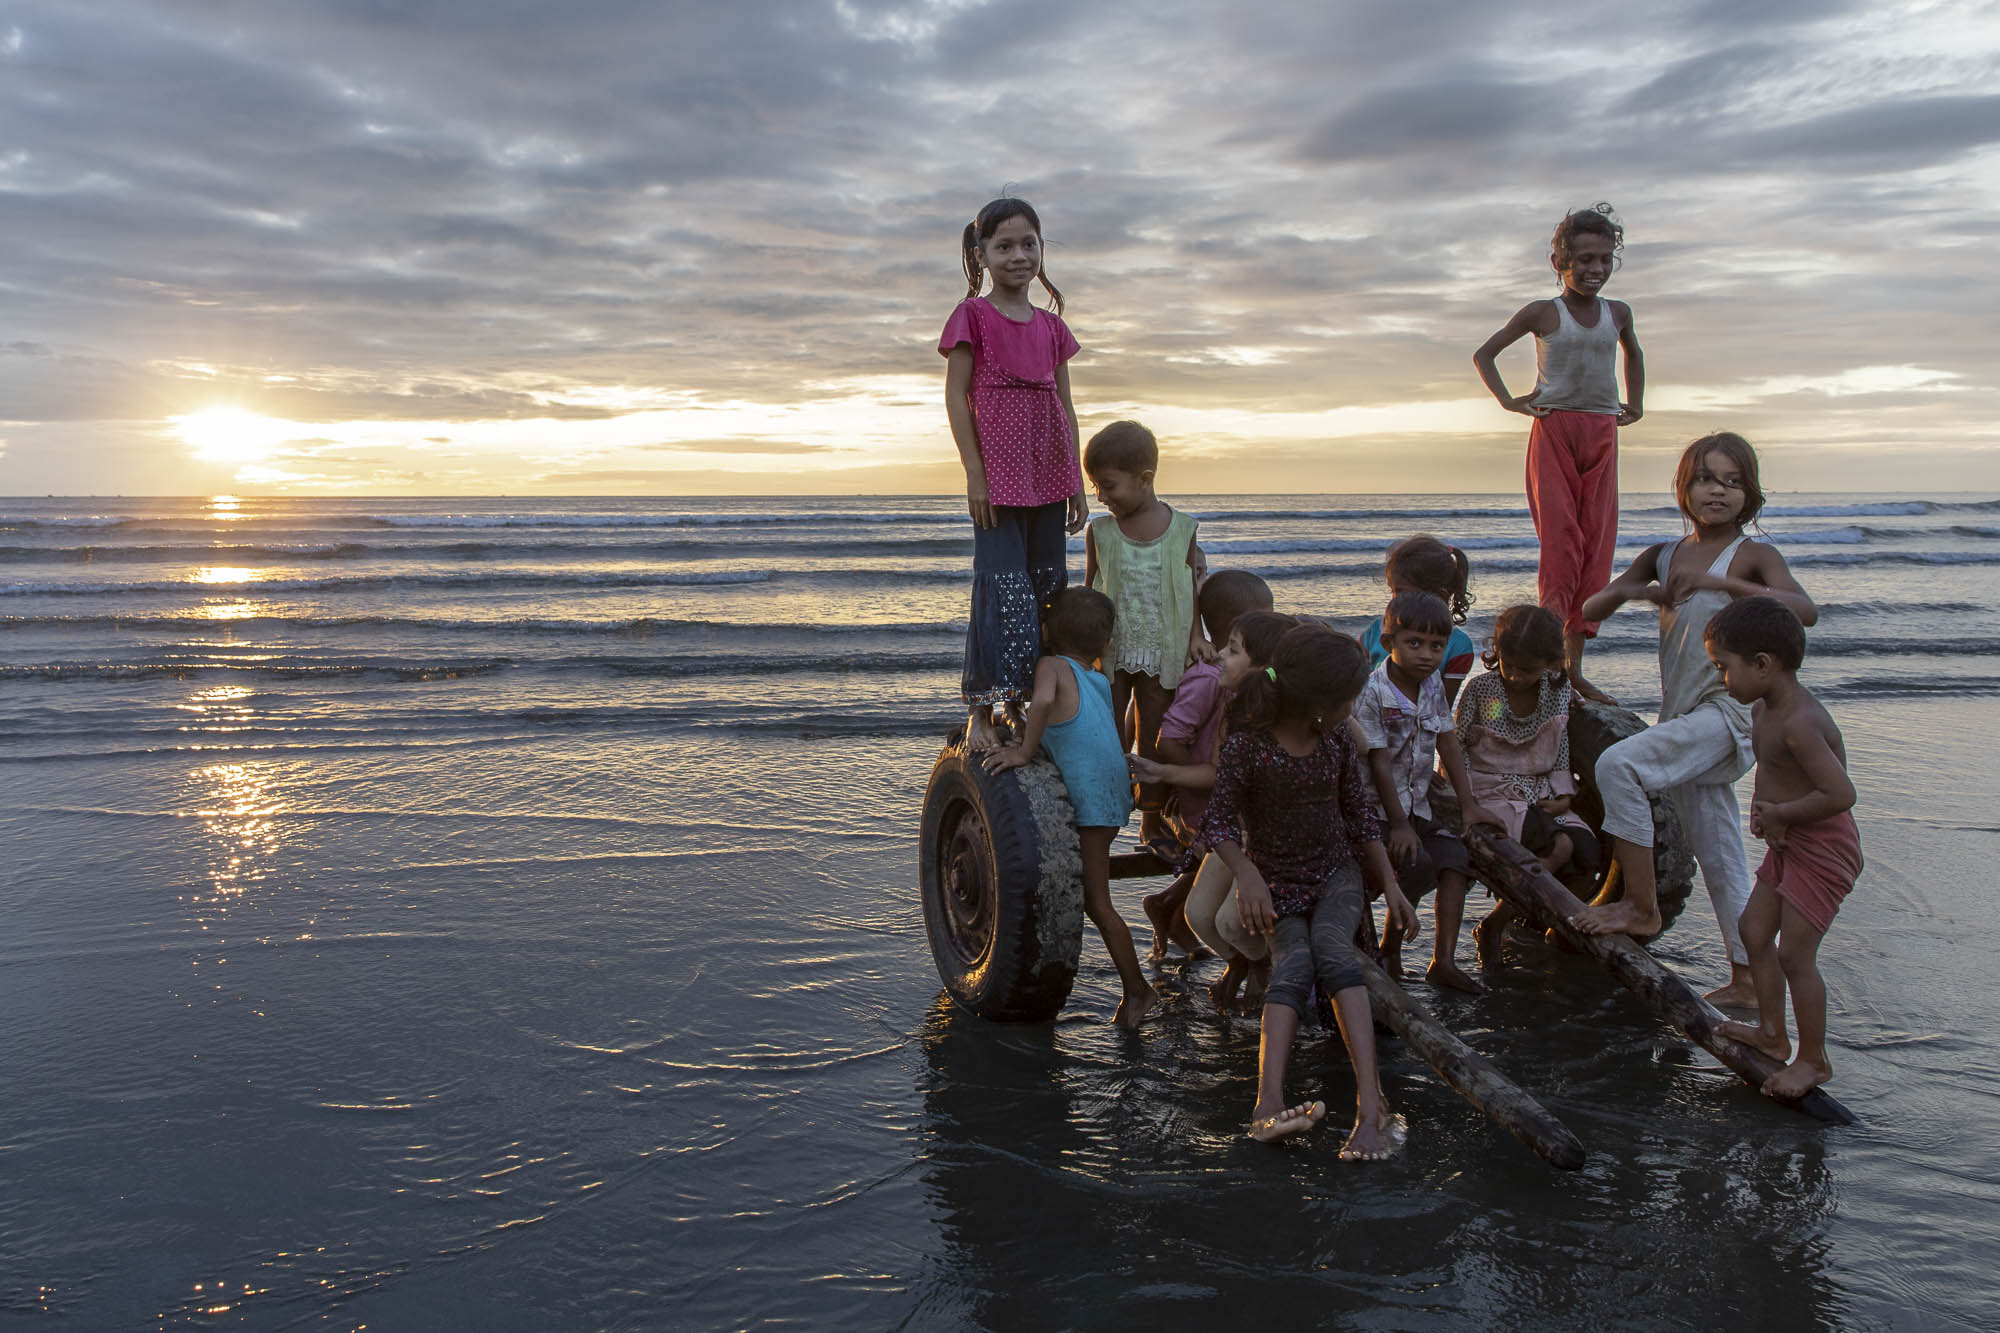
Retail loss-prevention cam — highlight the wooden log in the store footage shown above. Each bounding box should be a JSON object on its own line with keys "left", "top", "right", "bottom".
{"left": 1351, "top": 946, "right": 1587, "bottom": 1170}
{"left": 1461, "top": 823, "right": 1860, "bottom": 1126}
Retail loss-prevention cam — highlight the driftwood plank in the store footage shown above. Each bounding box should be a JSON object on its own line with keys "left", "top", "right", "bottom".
{"left": 1461, "top": 823, "right": 1859, "bottom": 1126}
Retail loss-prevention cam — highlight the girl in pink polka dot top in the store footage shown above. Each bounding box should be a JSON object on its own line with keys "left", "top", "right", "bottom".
{"left": 941, "top": 197, "right": 1089, "bottom": 752}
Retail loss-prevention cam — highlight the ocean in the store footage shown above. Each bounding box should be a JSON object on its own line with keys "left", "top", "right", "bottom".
{"left": 2, "top": 493, "right": 1996, "bottom": 1330}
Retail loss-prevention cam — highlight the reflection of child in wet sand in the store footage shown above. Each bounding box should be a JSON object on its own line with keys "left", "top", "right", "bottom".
{"left": 1130, "top": 569, "right": 1274, "bottom": 964}
{"left": 1355, "top": 591, "right": 1503, "bottom": 994}
{"left": 1135, "top": 609, "right": 1296, "bottom": 1012}
{"left": 984, "top": 587, "right": 1156, "bottom": 1029}
{"left": 1083, "top": 421, "right": 1210, "bottom": 851}
{"left": 1454, "top": 605, "right": 1603, "bottom": 969}
{"left": 1473, "top": 203, "right": 1645, "bottom": 703}
{"left": 1571, "top": 434, "right": 1817, "bottom": 1009}
{"left": 1706, "top": 597, "right": 1861, "bottom": 1099}
{"left": 1198, "top": 623, "right": 1415, "bottom": 1156}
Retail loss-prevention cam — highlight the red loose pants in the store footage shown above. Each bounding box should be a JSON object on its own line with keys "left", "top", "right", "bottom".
{"left": 1526, "top": 410, "right": 1619, "bottom": 637}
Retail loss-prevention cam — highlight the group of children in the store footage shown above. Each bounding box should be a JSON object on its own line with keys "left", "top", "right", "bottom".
{"left": 944, "top": 196, "right": 1863, "bottom": 1156}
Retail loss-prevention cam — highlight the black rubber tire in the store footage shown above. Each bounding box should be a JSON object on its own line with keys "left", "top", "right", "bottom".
{"left": 1567, "top": 700, "right": 1697, "bottom": 938}
{"left": 919, "top": 731, "right": 1085, "bottom": 1021}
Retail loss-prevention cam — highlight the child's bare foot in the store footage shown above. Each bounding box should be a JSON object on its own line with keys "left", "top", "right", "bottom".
{"left": 1426, "top": 958, "right": 1488, "bottom": 995}
{"left": 1237, "top": 960, "right": 1270, "bottom": 1014}
{"left": 1208, "top": 959, "right": 1245, "bottom": 1011}
{"left": 1761, "top": 1055, "right": 1833, "bottom": 1100}
{"left": 1114, "top": 984, "right": 1159, "bottom": 1030}
{"left": 1704, "top": 978, "right": 1759, "bottom": 1009}
{"left": 1715, "top": 1019, "right": 1791, "bottom": 1063}
{"left": 1142, "top": 891, "right": 1174, "bottom": 963}
{"left": 1568, "top": 670, "right": 1616, "bottom": 706}
{"left": 1339, "top": 1109, "right": 1409, "bottom": 1161}
{"left": 1473, "top": 915, "right": 1507, "bottom": 970}
{"left": 1569, "top": 900, "right": 1661, "bottom": 938}
{"left": 1139, "top": 810, "right": 1170, "bottom": 845}
{"left": 965, "top": 708, "right": 999, "bottom": 753}
{"left": 1248, "top": 1099, "right": 1325, "bottom": 1142}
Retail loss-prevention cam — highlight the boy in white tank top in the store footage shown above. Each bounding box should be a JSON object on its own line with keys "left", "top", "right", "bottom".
{"left": 1474, "top": 203, "right": 1646, "bottom": 703}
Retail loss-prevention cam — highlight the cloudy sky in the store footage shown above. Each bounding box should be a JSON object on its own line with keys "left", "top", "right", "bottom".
{"left": 3, "top": 0, "right": 1998, "bottom": 496}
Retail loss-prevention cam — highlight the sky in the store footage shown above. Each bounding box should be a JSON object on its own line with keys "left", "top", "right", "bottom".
{"left": 2, "top": 0, "right": 1998, "bottom": 497}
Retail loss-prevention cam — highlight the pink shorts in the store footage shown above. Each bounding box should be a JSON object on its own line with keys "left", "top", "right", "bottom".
{"left": 1757, "top": 810, "right": 1863, "bottom": 933}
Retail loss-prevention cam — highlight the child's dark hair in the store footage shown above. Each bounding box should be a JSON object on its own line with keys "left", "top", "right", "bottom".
{"left": 1044, "top": 586, "right": 1115, "bottom": 663}
{"left": 1384, "top": 534, "right": 1472, "bottom": 624}
{"left": 962, "top": 197, "right": 1063, "bottom": 316}
{"left": 1487, "top": 604, "right": 1566, "bottom": 670}
{"left": 1383, "top": 589, "right": 1453, "bottom": 639}
{"left": 1229, "top": 623, "right": 1369, "bottom": 734}
{"left": 1674, "top": 431, "right": 1766, "bottom": 530}
{"left": 1705, "top": 595, "right": 1805, "bottom": 672}
{"left": 1083, "top": 420, "right": 1158, "bottom": 476}
{"left": 1198, "top": 569, "right": 1275, "bottom": 643}
{"left": 1552, "top": 202, "right": 1624, "bottom": 271}
{"left": 1233, "top": 609, "right": 1296, "bottom": 667}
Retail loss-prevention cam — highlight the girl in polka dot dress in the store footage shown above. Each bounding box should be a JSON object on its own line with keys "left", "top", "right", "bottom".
{"left": 941, "top": 197, "right": 1088, "bottom": 751}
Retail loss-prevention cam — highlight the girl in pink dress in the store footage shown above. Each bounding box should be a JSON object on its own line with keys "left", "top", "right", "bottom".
{"left": 941, "top": 198, "right": 1088, "bottom": 751}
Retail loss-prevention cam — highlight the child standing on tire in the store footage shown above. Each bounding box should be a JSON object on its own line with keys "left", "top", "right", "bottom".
{"left": 985, "top": 587, "right": 1157, "bottom": 1029}
{"left": 942, "top": 197, "right": 1087, "bottom": 753}
{"left": 1083, "top": 420, "right": 1210, "bottom": 853}
{"left": 1199, "top": 622, "right": 1417, "bottom": 1156}
{"left": 1571, "top": 433, "right": 1818, "bottom": 1008}
{"left": 1473, "top": 203, "right": 1645, "bottom": 704}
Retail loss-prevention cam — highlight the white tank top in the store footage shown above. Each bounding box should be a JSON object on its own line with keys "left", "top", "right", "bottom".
{"left": 1532, "top": 295, "right": 1621, "bottom": 414}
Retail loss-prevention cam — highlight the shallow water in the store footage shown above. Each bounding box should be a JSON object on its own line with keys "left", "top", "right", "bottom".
{"left": 3, "top": 496, "right": 1998, "bottom": 1329}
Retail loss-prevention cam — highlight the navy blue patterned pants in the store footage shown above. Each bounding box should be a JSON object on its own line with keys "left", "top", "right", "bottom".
{"left": 962, "top": 501, "right": 1069, "bottom": 708}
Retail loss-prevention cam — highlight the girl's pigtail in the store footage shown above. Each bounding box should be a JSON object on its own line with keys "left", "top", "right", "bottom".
{"left": 961, "top": 222, "right": 983, "bottom": 301}
{"left": 1446, "top": 545, "right": 1472, "bottom": 625}
{"left": 1227, "top": 666, "right": 1281, "bottom": 736}
{"left": 1039, "top": 271, "right": 1064, "bottom": 317}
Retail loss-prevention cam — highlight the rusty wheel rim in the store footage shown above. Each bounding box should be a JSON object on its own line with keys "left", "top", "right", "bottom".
{"left": 937, "top": 796, "right": 995, "bottom": 967}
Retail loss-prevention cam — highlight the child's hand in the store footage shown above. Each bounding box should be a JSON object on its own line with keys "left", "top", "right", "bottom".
{"left": 1663, "top": 567, "right": 1727, "bottom": 607}
{"left": 1536, "top": 794, "right": 1572, "bottom": 817}
{"left": 1616, "top": 403, "right": 1644, "bottom": 427}
{"left": 1188, "top": 636, "right": 1217, "bottom": 666}
{"left": 1750, "top": 799, "right": 1789, "bottom": 847}
{"left": 1461, "top": 802, "right": 1505, "bottom": 832}
{"left": 1386, "top": 887, "right": 1420, "bottom": 941}
{"left": 1065, "top": 491, "right": 1089, "bottom": 535}
{"left": 967, "top": 479, "right": 995, "bottom": 530}
{"left": 1126, "top": 753, "right": 1165, "bottom": 785}
{"left": 1505, "top": 393, "right": 1550, "bottom": 418}
{"left": 1236, "top": 873, "right": 1277, "bottom": 937}
{"left": 982, "top": 743, "right": 1031, "bottom": 774}
{"left": 1386, "top": 823, "right": 1421, "bottom": 868}
{"left": 1635, "top": 582, "right": 1672, "bottom": 607}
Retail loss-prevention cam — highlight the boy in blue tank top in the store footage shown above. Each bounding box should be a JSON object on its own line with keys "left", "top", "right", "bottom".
{"left": 985, "top": 586, "right": 1158, "bottom": 1029}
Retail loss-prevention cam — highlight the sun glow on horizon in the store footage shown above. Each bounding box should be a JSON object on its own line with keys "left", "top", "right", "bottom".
{"left": 173, "top": 407, "right": 298, "bottom": 465}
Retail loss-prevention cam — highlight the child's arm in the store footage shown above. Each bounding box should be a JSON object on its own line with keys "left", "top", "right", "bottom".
{"left": 1217, "top": 838, "right": 1278, "bottom": 936}
{"left": 1128, "top": 753, "right": 1214, "bottom": 792}
{"left": 1473, "top": 303, "right": 1555, "bottom": 416}
{"left": 1083, "top": 522, "right": 1098, "bottom": 589}
{"left": 1614, "top": 301, "right": 1645, "bottom": 426}
{"left": 1579, "top": 544, "right": 1668, "bottom": 624}
{"left": 1361, "top": 839, "right": 1419, "bottom": 940}
{"left": 982, "top": 658, "right": 1061, "bottom": 773}
{"left": 1435, "top": 730, "right": 1503, "bottom": 832}
{"left": 1697, "top": 542, "right": 1819, "bottom": 627}
{"left": 1056, "top": 363, "right": 1087, "bottom": 534}
{"left": 1183, "top": 534, "right": 1215, "bottom": 664}
{"left": 945, "top": 345, "right": 992, "bottom": 529}
{"left": 1367, "top": 748, "right": 1421, "bottom": 867}
{"left": 1751, "top": 715, "right": 1856, "bottom": 844}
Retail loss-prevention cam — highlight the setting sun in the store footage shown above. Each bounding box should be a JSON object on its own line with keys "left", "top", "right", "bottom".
{"left": 172, "top": 407, "right": 295, "bottom": 465}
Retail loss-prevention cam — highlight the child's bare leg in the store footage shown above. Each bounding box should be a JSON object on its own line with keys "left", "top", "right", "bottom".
{"left": 1572, "top": 836, "right": 1663, "bottom": 937}
{"left": 1764, "top": 901, "right": 1833, "bottom": 1097}
{"left": 1426, "top": 870, "right": 1485, "bottom": 994}
{"left": 1715, "top": 881, "right": 1791, "bottom": 1060}
{"left": 1562, "top": 627, "right": 1615, "bottom": 705}
{"left": 1079, "top": 827, "right": 1156, "bottom": 1029}
{"left": 1538, "top": 831, "right": 1573, "bottom": 876}
{"left": 1109, "top": 673, "right": 1136, "bottom": 751}
{"left": 1329, "top": 986, "right": 1405, "bottom": 1160}
{"left": 1131, "top": 674, "right": 1173, "bottom": 845}
{"left": 1473, "top": 899, "right": 1521, "bottom": 970}
{"left": 1248, "top": 1002, "right": 1324, "bottom": 1140}
{"left": 1142, "top": 868, "right": 1207, "bottom": 963}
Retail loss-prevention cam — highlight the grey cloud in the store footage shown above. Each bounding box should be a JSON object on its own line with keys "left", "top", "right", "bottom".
{"left": 1742, "top": 93, "right": 2000, "bottom": 166}
{"left": 1299, "top": 76, "right": 1563, "bottom": 162}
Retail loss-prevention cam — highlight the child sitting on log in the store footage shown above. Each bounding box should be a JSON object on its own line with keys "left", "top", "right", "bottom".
{"left": 1355, "top": 590, "right": 1504, "bottom": 994}
{"left": 1131, "top": 569, "right": 1275, "bottom": 964}
{"left": 1199, "top": 621, "right": 1416, "bottom": 1155}
{"left": 984, "top": 586, "right": 1157, "bottom": 1030}
{"left": 1707, "top": 596, "right": 1861, "bottom": 1099}
{"left": 1453, "top": 604, "right": 1603, "bottom": 970}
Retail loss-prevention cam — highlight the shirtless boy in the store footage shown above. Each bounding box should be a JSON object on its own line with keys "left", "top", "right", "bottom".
{"left": 1705, "top": 596, "right": 1862, "bottom": 1099}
